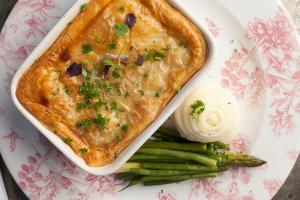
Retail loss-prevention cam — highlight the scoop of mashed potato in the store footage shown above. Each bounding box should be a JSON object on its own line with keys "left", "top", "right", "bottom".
{"left": 174, "top": 82, "right": 239, "bottom": 143}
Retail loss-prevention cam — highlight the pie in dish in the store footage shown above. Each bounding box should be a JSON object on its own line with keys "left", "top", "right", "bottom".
{"left": 16, "top": 0, "right": 208, "bottom": 166}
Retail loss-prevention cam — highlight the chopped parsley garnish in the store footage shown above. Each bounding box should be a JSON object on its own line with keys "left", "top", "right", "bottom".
{"left": 82, "top": 44, "right": 93, "bottom": 54}
{"left": 113, "top": 23, "right": 129, "bottom": 36}
{"left": 138, "top": 90, "right": 144, "bottom": 96}
{"left": 110, "top": 101, "right": 118, "bottom": 110}
{"left": 79, "top": 69, "right": 99, "bottom": 102}
{"left": 76, "top": 102, "right": 89, "bottom": 112}
{"left": 102, "top": 58, "right": 115, "bottom": 66}
{"left": 176, "top": 86, "right": 181, "bottom": 93}
{"left": 113, "top": 83, "right": 121, "bottom": 96}
{"left": 125, "top": 92, "right": 130, "bottom": 97}
{"left": 155, "top": 91, "right": 160, "bottom": 98}
{"left": 116, "top": 135, "right": 122, "bottom": 141}
{"left": 64, "top": 86, "right": 72, "bottom": 96}
{"left": 120, "top": 6, "right": 126, "bottom": 13}
{"left": 107, "top": 41, "right": 117, "bottom": 51}
{"left": 190, "top": 100, "right": 205, "bottom": 122}
{"left": 64, "top": 137, "right": 73, "bottom": 144}
{"left": 127, "top": 62, "right": 138, "bottom": 67}
{"left": 80, "top": 147, "right": 88, "bottom": 153}
{"left": 112, "top": 67, "right": 122, "bottom": 78}
{"left": 179, "top": 41, "right": 189, "bottom": 48}
{"left": 121, "top": 124, "right": 129, "bottom": 132}
{"left": 52, "top": 68, "right": 61, "bottom": 73}
{"left": 103, "top": 58, "right": 122, "bottom": 78}
{"left": 76, "top": 119, "right": 92, "bottom": 129}
{"left": 80, "top": 4, "right": 87, "bottom": 12}
{"left": 144, "top": 49, "right": 167, "bottom": 61}
{"left": 94, "top": 114, "right": 109, "bottom": 129}
{"left": 100, "top": 81, "right": 113, "bottom": 91}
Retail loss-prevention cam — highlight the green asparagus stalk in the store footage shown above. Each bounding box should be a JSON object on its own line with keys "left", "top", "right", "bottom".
{"left": 130, "top": 168, "right": 200, "bottom": 176}
{"left": 140, "top": 162, "right": 218, "bottom": 171}
{"left": 116, "top": 172, "right": 141, "bottom": 180}
{"left": 141, "top": 172, "right": 217, "bottom": 182}
{"left": 221, "top": 153, "right": 267, "bottom": 167}
{"left": 119, "top": 177, "right": 142, "bottom": 191}
{"left": 137, "top": 148, "right": 217, "bottom": 167}
{"left": 143, "top": 180, "right": 180, "bottom": 186}
{"left": 142, "top": 141, "right": 207, "bottom": 152}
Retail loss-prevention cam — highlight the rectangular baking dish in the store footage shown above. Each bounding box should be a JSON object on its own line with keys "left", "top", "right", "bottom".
{"left": 11, "top": 0, "right": 215, "bottom": 175}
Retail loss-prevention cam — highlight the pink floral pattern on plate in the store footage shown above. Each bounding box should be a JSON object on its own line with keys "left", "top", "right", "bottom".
{"left": 2, "top": 129, "right": 24, "bottom": 152}
{"left": 0, "top": 0, "right": 300, "bottom": 199}
{"left": 221, "top": 7, "right": 300, "bottom": 136}
{"left": 205, "top": 18, "right": 222, "bottom": 38}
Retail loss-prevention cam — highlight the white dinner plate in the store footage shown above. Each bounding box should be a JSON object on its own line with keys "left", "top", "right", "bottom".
{"left": 1, "top": 0, "right": 300, "bottom": 199}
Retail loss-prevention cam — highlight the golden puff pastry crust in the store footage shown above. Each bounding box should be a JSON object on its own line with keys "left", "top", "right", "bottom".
{"left": 16, "top": 0, "right": 208, "bottom": 166}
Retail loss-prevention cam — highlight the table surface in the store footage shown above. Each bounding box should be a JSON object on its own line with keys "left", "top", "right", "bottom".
{"left": 1, "top": 0, "right": 300, "bottom": 199}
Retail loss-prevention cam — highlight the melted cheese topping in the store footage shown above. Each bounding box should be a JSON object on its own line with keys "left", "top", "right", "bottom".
{"left": 16, "top": 0, "right": 207, "bottom": 166}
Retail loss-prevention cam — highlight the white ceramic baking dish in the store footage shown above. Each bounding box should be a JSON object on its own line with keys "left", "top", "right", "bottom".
{"left": 10, "top": 0, "right": 216, "bottom": 175}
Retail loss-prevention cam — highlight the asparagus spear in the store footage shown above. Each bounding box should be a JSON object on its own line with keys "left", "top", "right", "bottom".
{"left": 141, "top": 172, "right": 217, "bottom": 182}
{"left": 221, "top": 153, "right": 267, "bottom": 167}
{"left": 130, "top": 168, "right": 200, "bottom": 176}
{"left": 142, "top": 141, "right": 207, "bottom": 152}
{"left": 140, "top": 162, "right": 218, "bottom": 171}
{"left": 137, "top": 148, "right": 217, "bottom": 167}
{"left": 143, "top": 180, "right": 180, "bottom": 186}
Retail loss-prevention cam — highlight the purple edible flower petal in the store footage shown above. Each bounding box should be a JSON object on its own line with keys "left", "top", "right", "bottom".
{"left": 66, "top": 63, "right": 82, "bottom": 76}
{"left": 137, "top": 54, "right": 144, "bottom": 66}
{"left": 125, "top": 13, "right": 136, "bottom": 29}
{"left": 103, "top": 65, "right": 111, "bottom": 77}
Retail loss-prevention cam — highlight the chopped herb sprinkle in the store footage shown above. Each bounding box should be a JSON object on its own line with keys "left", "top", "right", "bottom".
{"left": 80, "top": 147, "right": 88, "bottom": 153}
{"left": 94, "top": 114, "right": 109, "bottom": 129}
{"left": 113, "top": 23, "right": 129, "bottom": 36}
{"left": 80, "top": 4, "right": 87, "bottom": 12}
{"left": 127, "top": 62, "right": 138, "bottom": 67}
{"left": 112, "top": 67, "right": 122, "bottom": 78}
{"left": 76, "top": 119, "right": 92, "bottom": 129}
{"left": 52, "top": 68, "right": 61, "bottom": 73}
{"left": 138, "top": 90, "right": 144, "bottom": 96}
{"left": 64, "top": 137, "right": 73, "bottom": 144}
{"left": 76, "top": 102, "right": 89, "bottom": 112}
{"left": 64, "top": 86, "right": 72, "bottom": 96}
{"left": 155, "top": 91, "right": 160, "bottom": 98}
{"left": 120, "top": 6, "right": 126, "bottom": 13}
{"left": 179, "top": 41, "right": 189, "bottom": 48}
{"left": 102, "top": 58, "right": 117, "bottom": 68}
{"left": 116, "top": 135, "right": 122, "bottom": 141}
{"left": 107, "top": 41, "right": 117, "bottom": 51}
{"left": 82, "top": 44, "right": 93, "bottom": 54}
{"left": 144, "top": 49, "right": 167, "bottom": 61}
{"left": 190, "top": 100, "right": 205, "bottom": 122}
{"left": 121, "top": 124, "right": 129, "bottom": 132}
{"left": 100, "top": 81, "right": 113, "bottom": 91}
{"left": 125, "top": 92, "right": 130, "bottom": 97}
{"left": 110, "top": 101, "right": 118, "bottom": 110}
{"left": 80, "top": 69, "right": 99, "bottom": 102}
